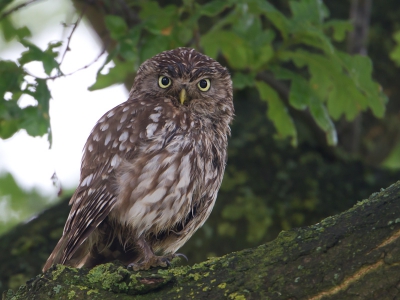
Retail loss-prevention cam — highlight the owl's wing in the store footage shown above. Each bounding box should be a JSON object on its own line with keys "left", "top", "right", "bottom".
{"left": 43, "top": 98, "right": 178, "bottom": 271}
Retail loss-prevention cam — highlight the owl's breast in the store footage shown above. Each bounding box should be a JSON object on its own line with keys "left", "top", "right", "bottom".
{"left": 111, "top": 113, "right": 226, "bottom": 239}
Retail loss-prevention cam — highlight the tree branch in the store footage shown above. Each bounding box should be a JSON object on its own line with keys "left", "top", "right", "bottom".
{"left": 59, "top": 7, "right": 86, "bottom": 66}
{"left": 0, "top": 0, "right": 41, "bottom": 21}
{"left": 338, "top": 0, "right": 373, "bottom": 155}
{"left": 4, "top": 180, "right": 400, "bottom": 299}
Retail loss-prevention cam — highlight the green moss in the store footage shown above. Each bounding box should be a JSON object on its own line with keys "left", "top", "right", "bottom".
{"left": 52, "top": 264, "right": 66, "bottom": 280}
{"left": 87, "top": 289, "right": 99, "bottom": 295}
{"left": 158, "top": 265, "right": 190, "bottom": 277}
{"left": 53, "top": 284, "right": 62, "bottom": 294}
{"left": 188, "top": 273, "right": 201, "bottom": 281}
{"left": 228, "top": 293, "right": 246, "bottom": 300}
{"left": 67, "top": 290, "right": 76, "bottom": 299}
{"left": 218, "top": 282, "right": 226, "bottom": 289}
{"left": 87, "top": 263, "right": 129, "bottom": 291}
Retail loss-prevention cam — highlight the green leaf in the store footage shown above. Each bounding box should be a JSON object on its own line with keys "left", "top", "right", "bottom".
{"left": 256, "top": 80, "right": 297, "bottom": 146}
{"left": 0, "top": 17, "right": 31, "bottom": 42}
{"left": 139, "top": 34, "right": 170, "bottom": 62}
{"left": 198, "top": 0, "right": 232, "bottom": 17}
{"left": 21, "top": 106, "right": 49, "bottom": 136}
{"left": 0, "top": 60, "right": 23, "bottom": 97}
{"left": 285, "top": 73, "right": 337, "bottom": 145}
{"left": 89, "top": 63, "right": 133, "bottom": 91}
{"left": 105, "top": 15, "right": 128, "bottom": 40}
{"left": 0, "top": 118, "right": 20, "bottom": 139}
{"left": 232, "top": 72, "right": 256, "bottom": 89}
{"left": 43, "top": 41, "right": 62, "bottom": 75}
{"left": 114, "top": 26, "right": 141, "bottom": 62}
{"left": 228, "top": 9, "right": 275, "bottom": 70}
{"left": 292, "top": 26, "right": 334, "bottom": 53}
{"left": 174, "top": 23, "right": 192, "bottom": 44}
{"left": 269, "top": 65, "right": 298, "bottom": 80}
{"left": 335, "top": 51, "right": 386, "bottom": 118}
{"left": 139, "top": 2, "right": 177, "bottom": 34}
{"left": 0, "top": 76, "right": 51, "bottom": 139}
{"left": 34, "top": 78, "right": 51, "bottom": 112}
{"left": 200, "top": 30, "right": 220, "bottom": 59}
{"left": 289, "top": 76, "right": 311, "bottom": 110}
{"left": 201, "top": 30, "right": 250, "bottom": 69}
{"left": 390, "top": 31, "right": 400, "bottom": 66}
{"left": 21, "top": 79, "right": 52, "bottom": 137}
{"left": 326, "top": 74, "right": 367, "bottom": 120}
{"left": 324, "top": 20, "right": 353, "bottom": 41}
{"left": 252, "top": 0, "right": 289, "bottom": 40}
{"left": 309, "top": 97, "right": 337, "bottom": 146}
{"left": 0, "top": 17, "right": 17, "bottom": 41}
{"left": 280, "top": 50, "right": 384, "bottom": 121}
{"left": 15, "top": 26, "right": 31, "bottom": 40}
{"left": 289, "top": 0, "right": 328, "bottom": 25}
{"left": 18, "top": 39, "right": 61, "bottom": 75}
{"left": 19, "top": 39, "right": 46, "bottom": 63}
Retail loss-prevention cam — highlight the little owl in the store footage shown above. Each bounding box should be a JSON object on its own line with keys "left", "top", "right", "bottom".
{"left": 43, "top": 48, "right": 234, "bottom": 271}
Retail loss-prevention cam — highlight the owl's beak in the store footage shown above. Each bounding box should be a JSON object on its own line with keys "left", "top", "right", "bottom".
{"left": 179, "top": 89, "right": 187, "bottom": 105}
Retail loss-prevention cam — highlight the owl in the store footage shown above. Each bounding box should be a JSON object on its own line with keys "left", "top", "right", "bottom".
{"left": 43, "top": 48, "right": 234, "bottom": 272}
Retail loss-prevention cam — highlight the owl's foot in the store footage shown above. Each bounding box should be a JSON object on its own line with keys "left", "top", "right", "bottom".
{"left": 128, "top": 253, "right": 186, "bottom": 271}
{"left": 128, "top": 236, "right": 188, "bottom": 270}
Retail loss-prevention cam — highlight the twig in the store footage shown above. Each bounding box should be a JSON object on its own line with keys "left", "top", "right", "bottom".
{"left": 0, "top": 0, "right": 41, "bottom": 21}
{"left": 59, "top": 7, "right": 86, "bottom": 66}
{"left": 24, "top": 46, "right": 107, "bottom": 80}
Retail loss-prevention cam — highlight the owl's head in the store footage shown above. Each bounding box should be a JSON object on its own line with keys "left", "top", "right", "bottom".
{"left": 130, "top": 48, "right": 234, "bottom": 123}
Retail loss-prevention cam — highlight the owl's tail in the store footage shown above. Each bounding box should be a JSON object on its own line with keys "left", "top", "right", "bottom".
{"left": 42, "top": 235, "right": 68, "bottom": 272}
{"left": 43, "top": 235, "right": 93, "bottom": 272}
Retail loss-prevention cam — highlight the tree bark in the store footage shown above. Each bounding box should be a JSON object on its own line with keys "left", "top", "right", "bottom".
{"left": 3, "top": 180, "right": 400, "bottom": 299}
{"left": 338, "top": 0, "right": 373, "bottom": 155}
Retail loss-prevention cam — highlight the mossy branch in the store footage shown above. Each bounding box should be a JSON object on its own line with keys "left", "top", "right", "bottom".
{"left": 4, "top": 181, "right": 400, "bottom": 299}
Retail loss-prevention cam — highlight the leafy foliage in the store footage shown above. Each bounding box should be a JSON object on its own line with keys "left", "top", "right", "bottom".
{"left": 0, "top": 15, "right": 62, "bottom": 143}
{"left": 390, "top": 30, "right": 400, "bottom": 66}
{"left": 0, "top": 173, "right": 50, "bottom": 236}
{"left": 0, "top": 0, "right": 387, "bottom": 148}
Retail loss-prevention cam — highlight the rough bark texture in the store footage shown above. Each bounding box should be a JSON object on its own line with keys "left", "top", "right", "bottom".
{"left": 3, "top": 180, "right": 400, "bottom": 300}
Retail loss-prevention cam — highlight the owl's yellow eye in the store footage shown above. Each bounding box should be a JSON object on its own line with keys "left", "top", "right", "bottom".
{"left": 197, "top": 79, "right": 210, "bottom": 92}
{"left": 158, "top": 76, "right": 172, "bottom": 88}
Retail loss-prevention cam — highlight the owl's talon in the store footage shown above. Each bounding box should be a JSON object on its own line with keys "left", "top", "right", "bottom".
{"left": 127, "top": 255, "right": 172, "bottom": 271}
{"left": 174, "top": 253, "right": 188, "bottom": 262}
{"left": 127, "top": 253, "right": 189, "bottom": 270}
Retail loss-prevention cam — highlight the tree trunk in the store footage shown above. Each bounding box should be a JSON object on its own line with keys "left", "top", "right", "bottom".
{"left": 4, "top": 180, "right": 400, "bottom": 299}
{"left": 338, "top": 0, "right": 373, "bottom": 155}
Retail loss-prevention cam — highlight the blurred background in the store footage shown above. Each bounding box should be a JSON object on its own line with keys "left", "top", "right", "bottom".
{"left": 1, "top": 0, "right": 400, "bottom": 292}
